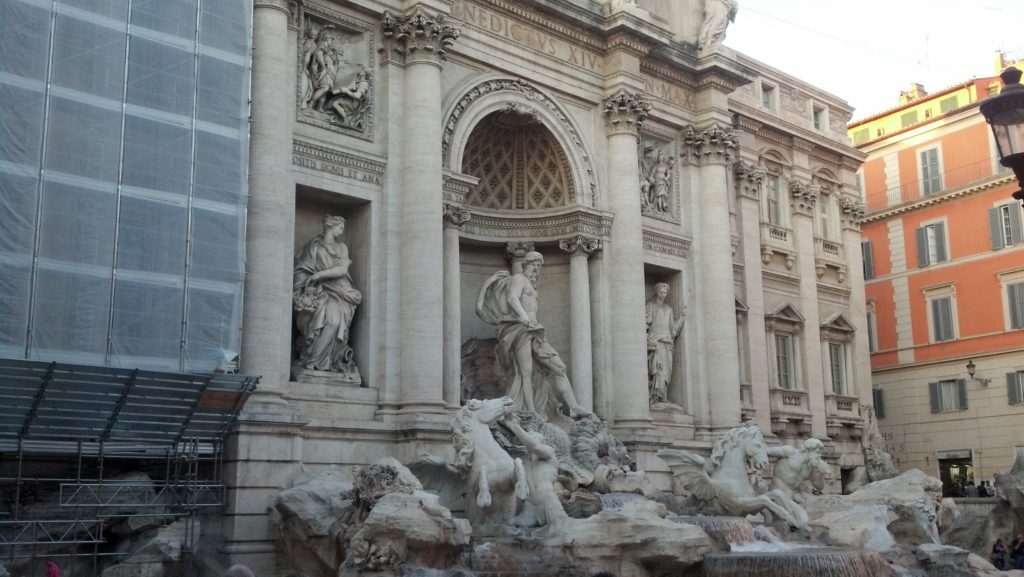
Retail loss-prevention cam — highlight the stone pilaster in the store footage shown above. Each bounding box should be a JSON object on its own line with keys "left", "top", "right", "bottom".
{"left": 443, "top": 204, "right": 470, "bottom": 410}
{"left": 734, "top": 162, "right": 773, "bottom": 434}
{"left": 684, "top": 124, "right": 741, "bottom": 431}
{"left": 841, "top": 197, "right": 871, "bottom": 402}
{"left": 383, "top": 8, "right": 459, "bottom": 417}
{"left": 241, "top": 0, "right": 296, "bottom": 406}
{"left": 789, "top": 180, "right": 827, "bottom": 438}
{"left": 604, "top": 90, "right": 653, "bottom": 430}
{"left": 559, "top": 235, "right": 602, "bottom": 413}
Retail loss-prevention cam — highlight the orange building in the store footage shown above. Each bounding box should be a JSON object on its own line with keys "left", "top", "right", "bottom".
{"left": 850, "top": 51, "right": 1024, "bottom": 496}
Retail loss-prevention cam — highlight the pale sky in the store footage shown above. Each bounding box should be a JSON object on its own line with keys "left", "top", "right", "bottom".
{"left": 725, "top": 0, "right": 1024, "bottom": 121}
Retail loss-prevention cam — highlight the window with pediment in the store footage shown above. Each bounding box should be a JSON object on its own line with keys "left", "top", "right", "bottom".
{"left": 461, "top": 111, "right": 575, "bottom": 211}
{"left": 765, "top": 304, "right": 805, "bottom": 390}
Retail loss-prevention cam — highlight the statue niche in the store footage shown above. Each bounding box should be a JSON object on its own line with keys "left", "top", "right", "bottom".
{"left": 292, "top": 214, "right": 362, "bottom": 384}
{"left": 299, "top": 15, "right": 373, "bottom": 133}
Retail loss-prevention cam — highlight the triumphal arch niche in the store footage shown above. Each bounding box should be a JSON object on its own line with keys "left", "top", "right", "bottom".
{"left": 443, "top": 76, "right": 612, "bottom": 419}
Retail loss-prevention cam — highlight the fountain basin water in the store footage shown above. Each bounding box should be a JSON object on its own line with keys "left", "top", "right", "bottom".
{"left": 668, "top": 515, "right": 756, "bottom": 545}
{"left": 702, "top": 548, "right": 891, "bottom": 577}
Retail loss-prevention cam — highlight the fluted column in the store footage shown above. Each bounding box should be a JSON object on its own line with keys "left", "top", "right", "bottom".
{"left": 559, "top": 235, "right": 602, "bottom": 413}
{"left": 383, "top": 9, "right": 459, "bottom": 416}
{"left": 604, "top": 91, "right": 653, "bottom": 429}
{"left": 684, "top": 125, "right": 741, "bottom": 430}
{"left": 241, "top": 0, "right": 295, "bottom": 404}
{"left": 443, "top": 204, "right": 470, "bottom": 410}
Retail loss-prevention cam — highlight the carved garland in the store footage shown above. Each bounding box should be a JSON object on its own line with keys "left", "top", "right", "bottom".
{"left": 442, "top": 78, "right": 597, "bottom": 204}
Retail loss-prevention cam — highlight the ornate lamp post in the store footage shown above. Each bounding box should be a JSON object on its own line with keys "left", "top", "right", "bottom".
{"left": 980, "top": 67, "right": 1024, "bottom": 208}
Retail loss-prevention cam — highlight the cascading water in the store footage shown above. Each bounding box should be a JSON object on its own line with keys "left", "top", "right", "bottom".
{"left": 702, "top": 548, "right": 892, "bottom": 577}
{"left": 598, "top": 492, "right": 646, "bottom": 511}
{"left": 668, "top": 515, "right": 756, "bottom": 544}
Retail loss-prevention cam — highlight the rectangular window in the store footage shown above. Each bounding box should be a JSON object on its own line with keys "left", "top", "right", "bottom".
{"left": 916, "top": 222, "right": 948, "bottom": 266}
{"left": 813, "top": 105, "right": 826, "bottom": 131}
{"left": 775, "top": 334, "right": 794, "bottom": 389}
{"left": 767, "top": 175, "right": 781, "bottom": 225}
{"left": 1008, "top": 371, "right": 1024, "bottom": 405}
{"left": 867, "top": 309, "right": 878, "bottom": 353}
{"left": 828, "top": 342, "right": 845, "bottom": 395}
{"left": 819, "top": 195, "right": 830, "bottom": 239}
{"left": 762, "top": 84, "right": 775, "bottom": 109}
{"left": 989, "top": 204, "right": 1024, "bottom": 250}
{"left": 929, "top": 379, "right": 967, "bottom": 412}
{"left": 862, "top": 240, "right": 874, "bottom": 279}
{"left": 930, "top": 296, "right": 956, "bottom": 342}
{"left": 872, "top": 388, "right": 885, "bottom": 418}
{"left": 1009, "top": 282, "right": 1024, "bottom": 330}
{"left": 939, "top": 96, "right": 959, "bottom": 113}
{"left": 900, "top": 110, "right": 919, "bottom": 128}
{"left": 920, "top": 148, "right": 942, "bottom": 195}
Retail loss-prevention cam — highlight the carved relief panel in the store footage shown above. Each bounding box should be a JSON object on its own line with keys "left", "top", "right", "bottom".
{"left": 638, "top": 128, "right": 680, "bottom": 223}
{"left": 297, "top": 5, "right": 376, "bottom": 140}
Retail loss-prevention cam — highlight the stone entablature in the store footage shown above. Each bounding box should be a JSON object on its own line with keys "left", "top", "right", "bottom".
{"left": 458, "top": 205, "right": 614, "bottom": 243}
{"left": 292, "top": 139, "right": 385, "bottom": 186}
{"left": 642, "top": 229, "right": 691, "bottom": 259}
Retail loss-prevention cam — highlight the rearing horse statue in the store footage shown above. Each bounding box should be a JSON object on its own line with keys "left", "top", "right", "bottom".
{"left": 658, "top": 424, "right": 806, "bottom": 529}
{"left": 452, "top": 397, "right": 529, "bottom": 523}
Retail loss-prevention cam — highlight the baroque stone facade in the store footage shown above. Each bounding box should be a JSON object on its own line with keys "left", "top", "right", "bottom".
{"left": 232, "top": 0, "right": 869, "bottom": 573}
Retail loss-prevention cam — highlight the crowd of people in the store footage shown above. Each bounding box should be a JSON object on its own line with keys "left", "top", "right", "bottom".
{"left": 992, "top": 536, "right": 1024, "bottom": 570}
{"left": 951, "top": 479, "right": 997, "bottom": 498}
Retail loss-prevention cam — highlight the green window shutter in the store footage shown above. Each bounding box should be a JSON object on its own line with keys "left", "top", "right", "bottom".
{"left": 1008, "top": 372, "right": 1022, "bottom": 405}
{"left": 862, "top": 240, "right": 874, "bottom": 279}
{"left": 934, "top": 224, "right": 948, "bottom": 262}
{"left": 990, "top": 207, "right": 1006, "bottom": 250}
{"left": 873, "top": 388, "right": 885, "bottom": 418}
{"left": 1010, "top": 283, "right": 1024, "bottom": 330}
{"left": 957, "top": 378, "right": 968, "bottom": 410}
{"left": 1010, "top": 207, "right": 1023, "bottom": 245}
{"left": 929, "top": 381, "right": 940, "bottom": 413}
{"left": 916, "top": 227, "right": 929, "bottom": 266}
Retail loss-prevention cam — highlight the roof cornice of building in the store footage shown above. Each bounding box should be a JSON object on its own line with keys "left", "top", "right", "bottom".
{"left": 848, "top": 76, "right": 998, "bottom": 128}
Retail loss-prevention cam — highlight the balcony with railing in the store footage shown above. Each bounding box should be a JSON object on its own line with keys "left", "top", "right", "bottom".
{"left": 825, "top": 393, "right": 864, "bottom": 440}
{"left": 760, "top": 222, "right": 796, "bottom": 268}
{"left": 867, "top": 156, "right": 1011, "bottom": 212}
{"left": 814, "top": 237, "right": 846, "bottom": 281}
{"left": 769, "top": 387, "right": 812, "bottom": 436}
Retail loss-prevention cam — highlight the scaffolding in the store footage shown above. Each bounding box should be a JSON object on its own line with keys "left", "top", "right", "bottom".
{"left": 0, "top": 359, "right": 257, "bottom": 577}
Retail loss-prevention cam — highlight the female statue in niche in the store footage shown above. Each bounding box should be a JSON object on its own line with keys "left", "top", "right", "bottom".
{"left": 293, "top": 215, "right": 362, "bottom": 380}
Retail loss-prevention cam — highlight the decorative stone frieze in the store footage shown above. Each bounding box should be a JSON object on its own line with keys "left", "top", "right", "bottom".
{"left": 381, "top": 8, "right": 460, "bottom": 65}
{"left": 603, "top": 90, "right": 651, "bottom": 137}
{"left": 682, "top": 124, "right": 738, "bottom": 165}
{"left": 297, "top": 7, "right": 376, "bottom": 138}
{"left": 642, "top": 230, "right": 690, "bottom": 259}
{"left": 292, "top": 140, "right": 385, "bottom": 185}
{"left": 734, "top": 162, "right": 766, "bottom": 200}
{"left": 558, "top": 235, "right": 602, "bottom": 257}
{"left": 443, "top": 204, "right": 471, "bottom": 229}
{"left": 462, "top": 208, "right": 613, "bottom": 243}
{"left": 789, "top": 181, "right": 819, "bottom": 215}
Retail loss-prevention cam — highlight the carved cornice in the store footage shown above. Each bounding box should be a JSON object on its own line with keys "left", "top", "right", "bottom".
{"left": 734, "top": 162, "right": 765, "bottom": 200}
{"left": 792, "top": 137, "right": 816, "bottom": 154}
{"left": 559, "top": 235, "right": 603, "bottom": 257}
{"left": 811, "top": 146, "right": 841, "bottom": 170}
{"left": 682, "top": 124, "right": 737, "bottom": 165}
{"left": 640, "top": 60, "right": 697, "bottom": 90}
{"left": 642, "top": 229, "right": 690, "bottom": 259}
{"left": 817, "top": 282, "right": 852, "bottom": 300}
{"left": 696, "top": 68, "right": 747, "bottom": 93}
{"left": 604, "top": 90, "right": 651, "bottom": 137}
{"left": 381, "top": 8, "right": 460, "bottom": 65}
{"left": 734, "top": 115, "right": 764, "bottom": 136}
{"left": 762, "top": 268, "right": 801, "bottom": 287}
{"left": 461, "top": 207, "right": 614, "bottom": 243}
{"left": 604, "top": 30, "right": 656, "bottom": 57}
{"left": 292, "top": 140, "right": 385, "bottom": 185}
{"left": 442, "top": 171, "right": 478, "bottom": 204}
{"left": 443, "top": 203, "right": 471, "bottom": 229}
{"left": 789, "top": 180, "right": 819, "bottom": 216}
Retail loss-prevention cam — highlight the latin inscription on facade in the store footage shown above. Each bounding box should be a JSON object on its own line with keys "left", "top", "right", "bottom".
{"left": 642, "top": 76, "right": 694, "bottom": 111}
{"left": 451, "top": 1, "right": 601, "bottom": 74}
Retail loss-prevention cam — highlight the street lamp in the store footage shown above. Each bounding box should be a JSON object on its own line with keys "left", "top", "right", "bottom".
{"left": 980, "top": 66, "right": 1024, "bottom": 208}
{"left": 966, "top": 359, "right": 991, "bottom": 386}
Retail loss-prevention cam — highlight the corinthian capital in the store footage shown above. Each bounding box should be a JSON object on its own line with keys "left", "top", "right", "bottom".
{"left": 682, "top": 124, "right": 737, "bottom": 165}
{"left": 789, "top": 181, "right": 819, "bottom": 216}
{"left": 443, "top": 203, "right": 471, "bottom": 229}
{"left": 734, "top": 162, "right": 766, "bottom": 200}
{"left": 604, "top": 90, "right": 651, "bottom": 136}
{"left": 382, "top": 8, "right": 460, "bottom": 65}
{"left": 559, "top": 235, "right": 603, "bottom": 257}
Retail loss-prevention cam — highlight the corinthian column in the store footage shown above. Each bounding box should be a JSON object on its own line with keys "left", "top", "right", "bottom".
{"left": 443, "top": 204, "right": 470, "bottom": 410}
{"left": 559, "top": 235, "right": 602, "bottom": 413}
{"left": 604, "top": 91, "right": 653, "bottom": 429}
{"left": 241, "top": 0, "right": 295, "bottom": 404}
{"left": 684, "top": 125, "right": 741, "bottom": 430}
{"left": 383, "top": 8, "right": 459, "bottom": 417}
